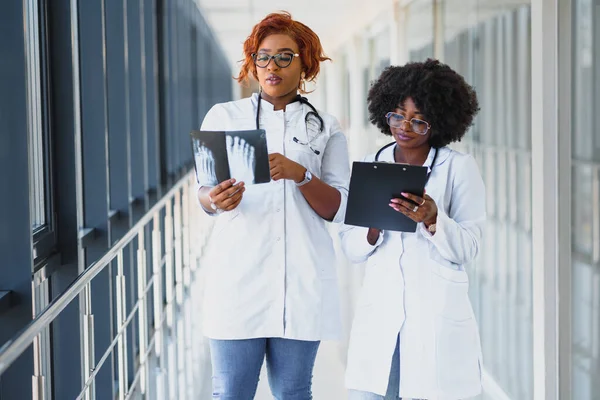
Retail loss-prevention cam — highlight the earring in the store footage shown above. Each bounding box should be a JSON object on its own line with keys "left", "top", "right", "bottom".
{"left": 299, "top": 79, "right": 307, "bottom": 93}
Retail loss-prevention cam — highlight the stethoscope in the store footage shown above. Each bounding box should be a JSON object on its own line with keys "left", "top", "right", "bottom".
{"left": 255, "top": 93, "right": 324, "bottom": 155}
{"left": 374, "top": 141, "right": 439, "bottom": 184}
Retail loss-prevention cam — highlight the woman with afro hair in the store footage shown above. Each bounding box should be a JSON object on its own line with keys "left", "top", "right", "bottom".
{"left": 340, "top": 59, "right": 486, "bottom": 400}
{"left": 196, "top": 11, "right": 350, "bottom": 400}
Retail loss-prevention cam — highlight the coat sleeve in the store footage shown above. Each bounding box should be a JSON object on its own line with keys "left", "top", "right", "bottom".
{"left": 320, "top": 117, "right": 351, "bottom": 223}
{"left": 339, "top": 224, "right": 385, "bottom": 263}
{"left": 419, "top": 154, "right": 486, "bottom": 265}
{"left": 194, "top": 104, "right": 226, "bottom": 213}
{"left": 337, "top": 152, "right": 386, "bottom": 263}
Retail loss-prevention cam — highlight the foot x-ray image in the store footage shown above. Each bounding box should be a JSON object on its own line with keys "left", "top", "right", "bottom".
{"left": 193, "top": 142, "right": 219, "bottom": 187}
{"left": 191, "top": 129, "right": 270, "bottom": 186}
{"left": 226, "top": 135, "right": 256, "bottom": 184}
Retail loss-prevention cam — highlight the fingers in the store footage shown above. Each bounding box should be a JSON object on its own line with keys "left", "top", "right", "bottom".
{"left": 269, "top": 154, "right": 282, "bottom": 170}
{"left": 389, "top": 201, "right": 420, "bottom": 222}
{"left": 390, "top": 197, "right": 419, "bottom": 210}
{"left": 222, "top": 195, "right": 243, "bottom": 211}
{"left": 212, "top": 181, "right": 245, "bottom": 204}
{"left": 269, "top": 153, "right": 282, "bottom": 162}
{"left": 390, "top": 192, "right": 437, "bottom": 224}
{"left": 269, "top": 154, "right": 303, "bottom": 182}
{"left": 219, "top": 186, "right": 245, "bottom": 210}
{"left": 390, "top": 197, "right": 425, "bottom": 222}
{"left": 400, "top": 191, "right": 425, "bottom": 205}
{"left": 270, "top": 163, "right": 283, "bottom": 180}
{"left": 390, "top": 199, "right": 416, "bottom": 213}
{"left": 209, "top": 179, "right": 236, "bottom": 198}
{"left": 269, "top": 154, "right": 280, "bottom": 178}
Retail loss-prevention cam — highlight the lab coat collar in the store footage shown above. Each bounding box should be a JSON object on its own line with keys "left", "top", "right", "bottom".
{"left": 378, "top": 143, "right": 451, "bottom": 171}
{"left": 251, "top": 92, "right": 304, "bottom": 113}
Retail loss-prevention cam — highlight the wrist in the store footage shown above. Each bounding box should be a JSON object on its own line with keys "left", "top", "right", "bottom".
{"left": 294, "top": 166, "right": 307, "bottom": 183}
{"left": 367, "top": 228, "right": 381, "bottom": 246}
{"left": 424, "top": 213, "right": 437, "bottom": 227}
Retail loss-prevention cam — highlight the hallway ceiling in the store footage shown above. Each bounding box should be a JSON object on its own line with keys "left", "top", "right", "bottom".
{"left": 197, "top": 0, "right": 533, "bottom": 71}
{"left": 196, "top": 0, "right": 391, "bottom": 69}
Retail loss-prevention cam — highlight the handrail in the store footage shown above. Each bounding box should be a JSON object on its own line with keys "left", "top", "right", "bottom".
{"left": 0, "top": 171, "right": 194, "bottom": 375}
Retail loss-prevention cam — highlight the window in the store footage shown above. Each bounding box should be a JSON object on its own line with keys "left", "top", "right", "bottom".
{"left": 406, "top": 0, "right": 434, "bottom": 61}
{"left": 443, "top": 1, "right": 533, "bottom": 398}
{"left": 26, "top": 0, "right": 57, "bottom": 266}
{"left": 571, "top": 0, "right": 600, "bottom": 396}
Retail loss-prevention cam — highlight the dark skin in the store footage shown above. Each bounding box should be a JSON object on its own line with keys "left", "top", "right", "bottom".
{"left": 198, "top": 33, "right": 341, "bottom": 221}
{"left": 367, "top": 97, "right": 439, "bottom": 245}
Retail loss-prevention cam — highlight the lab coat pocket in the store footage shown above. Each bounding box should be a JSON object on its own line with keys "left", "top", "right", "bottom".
{"left": 435, "top": 318, "right": 481, "bottom": 393}
{"left": 285, "top": 138, "right": 322, "bottom": 172}
{"left": 430, "top": 261, "right": 472, "bottom": 323}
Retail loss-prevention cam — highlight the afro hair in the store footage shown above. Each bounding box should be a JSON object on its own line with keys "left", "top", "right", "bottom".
{"left": 367, "top": 59, "right": 480, "bottom": 148}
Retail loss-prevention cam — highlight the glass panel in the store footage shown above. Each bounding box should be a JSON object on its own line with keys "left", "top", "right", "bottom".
{"left": 443, "top": 1, "right": 533, "bottom": 398}
{"left": 373, "top": 27, "right": 390, "bottom": 76}
{"left": 406, "top": 0, "right": 434, "bottom": 61}
{"left": 26, "top": 0, "right": 47, "bottom": 230}
{"left": 571, "top": 0, "right": 600, "bottom": 396}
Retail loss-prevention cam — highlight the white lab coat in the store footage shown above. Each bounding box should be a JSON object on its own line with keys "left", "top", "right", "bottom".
{"left": 198, "top": 93, "right": 350, "bottom": 341}
{"left": 340, "top": 144, "right": 485, "bottom": 400}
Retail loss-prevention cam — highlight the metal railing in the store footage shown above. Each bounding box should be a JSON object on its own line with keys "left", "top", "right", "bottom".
{"left": 0, "top": 171, "right": 212, "bottom": 400}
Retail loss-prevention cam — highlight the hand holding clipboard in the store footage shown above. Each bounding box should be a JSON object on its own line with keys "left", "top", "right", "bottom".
{"left": 344, "top": 162, "right": 431, "bottom": 232}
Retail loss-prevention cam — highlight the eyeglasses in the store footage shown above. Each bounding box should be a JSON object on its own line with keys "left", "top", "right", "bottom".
{"left": 251, "top": 52, "right": 299, "bottom": 68}
{"left": 385, "top": 112, "right": 431, "bottom": 135}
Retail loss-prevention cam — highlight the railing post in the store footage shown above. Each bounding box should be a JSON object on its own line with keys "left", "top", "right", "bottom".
{"left": 152, "top": 213, "right": 166, "bottom": 400}
{"left": 592, "top": 167, "right": 599, "bottom": 264}
{"left": 182, "top": 181, "right": 194, "bottom": 398}
{"left": 31, "top": 270, "right": 52, "bottom": 400}
{"left": 81, "top": 285, "right": 95, "bottom": 400}
{"left": 174, "top": 191, "right": 184, "bottom": 306}
{"left": 173, "top": 190, "right": 187, "bottom": 397}
{"left": 183, "top": 180, "right": 191, "bottom": 288}
{"left": 164, "top": 200, "right": 177, "bottom": 399}
{"left": 116, "top": 249, "right": 128, "bottom": 400}
{"left": 137, "top": 230, "right": 149, "bottom": 394}
{"left": 32, "top": 333, "right": 45, "bottom": 400}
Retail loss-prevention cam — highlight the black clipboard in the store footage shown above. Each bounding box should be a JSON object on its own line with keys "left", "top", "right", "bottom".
{"left": 344, "top": 161, "right": 429, "bottom": 232}
{"left": 190, "top": 129, "right": 271, "bottom": 185}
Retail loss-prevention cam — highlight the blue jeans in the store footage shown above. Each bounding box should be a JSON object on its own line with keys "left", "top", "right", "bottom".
{"left": 209, "top": 337, "right": 320, "bottom": 400}
{"left": 347, "top": 335, "right": 401, "bottom": 400}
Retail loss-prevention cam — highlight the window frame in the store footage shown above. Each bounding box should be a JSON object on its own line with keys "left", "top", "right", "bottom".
{"left": 28, "top": 0, "right": 58, "bottom": 270}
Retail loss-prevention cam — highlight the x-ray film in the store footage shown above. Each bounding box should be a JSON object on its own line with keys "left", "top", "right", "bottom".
{"left": 190, "top": 129, "right": 270, "bottom": 186}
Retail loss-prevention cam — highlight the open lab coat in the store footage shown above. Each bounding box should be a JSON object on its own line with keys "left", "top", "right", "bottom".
{"left": 340, "top": 145, "right": 485, "bottom": 400}
{"left": 199, "top": 94, "right": 350, "bottom": 341}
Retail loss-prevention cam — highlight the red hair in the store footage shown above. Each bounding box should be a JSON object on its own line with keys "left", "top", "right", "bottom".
{"left": 236, "top": 11, "right": 331, "bottom": 93}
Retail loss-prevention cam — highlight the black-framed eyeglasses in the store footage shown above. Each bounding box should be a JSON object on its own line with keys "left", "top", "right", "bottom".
{"left": 385, "top": 112, "right": 431, "bottom": 135}
{"left": 251, "top": 52, "right": 299, "bottom": 68}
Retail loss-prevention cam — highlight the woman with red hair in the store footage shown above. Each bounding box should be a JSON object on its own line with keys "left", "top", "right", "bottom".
{"left": 196, "top": 11, "right": 350, "bottom": 399}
